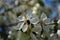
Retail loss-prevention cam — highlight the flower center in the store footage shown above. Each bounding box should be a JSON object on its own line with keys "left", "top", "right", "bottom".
{"left": 27, "top": 20, "right": 30, "bottom": 25}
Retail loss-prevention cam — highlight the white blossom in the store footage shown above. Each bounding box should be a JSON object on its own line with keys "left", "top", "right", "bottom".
{"left": 17, "top": 9, "right": 40, "bottom": 32}
{"left": 57, "top": 30, "right": 60, "bottom": 37}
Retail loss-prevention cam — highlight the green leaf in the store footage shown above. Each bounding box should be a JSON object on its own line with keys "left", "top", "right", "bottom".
{"left": 38, "top": 0, "right": 44, "bottom": 6}
{"left": 20, "top": 32, "right": 30, "bottom": 40}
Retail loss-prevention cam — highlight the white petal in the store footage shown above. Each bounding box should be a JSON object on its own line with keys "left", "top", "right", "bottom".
{"left": 35, "top": 3, "right": 40, "bottom": 8}
{"left": 32, "top": 24, "right": 42, "bottom": 34}
{"left": 15, "top": 0, "right": 19, "bottom": 5}
{"left": 17, "top": 22, "right": 24, "bottom": 30}
{"left": 17, "top": 15, "right": 25, "bottom": 21}
{"left": 31, "top": 14, "right": 38, "bottom": 19}
{"left": 8, "top": 35, "right": 11, "bottom": 38}
{"left": 28, "top": 0, "right": 36, "bottom": 6}
{"left": 47, "top": 25, "right": 55, "bottom": 30}
{"left": 43, "top": 25, "right": 50, "bottom": 33}
{"left": 26, "top": 9, "right": 38, "bottom": 20}
{"left": 41, "top": 12, "right": 47, "bottom": 21}
{"left": 9, "top": 31, "right": 12, "bottom": 35}
{"left": 32, "top": 10, "right": 37, "bottom": 14}
{"left": 50, "top": 33, "right": 54, "bottom": 37}
{"left": 30, "top": 17, "right": 39, "bottom": 24}
{"left": 26, "top": 9, "right": 33, "bottom": 19}
{"left": 57, "top": 19, "right": 60, "bottom": 24}
{"left": 57, "top": 30, "right": 60, "bottom": 37}
{"left": 22, "top": 24, "right": 28, "bottom": 32}
{"left": 44, "top": 18, "right": 50, "bottom": 24}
